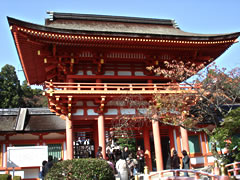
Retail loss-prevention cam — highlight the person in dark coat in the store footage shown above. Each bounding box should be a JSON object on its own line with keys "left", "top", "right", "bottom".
{"left": 96, "top": 146, "right": 103, "bottom": 159}
{"left": 171, "top": 150, "right": 180, "bottom": 176}
{"left": 182, "top": 150, "right": 190, "bottom": 177}
{"left": 122, "top": 146, "right": 130, "bottom": 160}
{"left": 136, "top": 146, "right": 144, "bottom": 173}
{"left": 44, "top": 156, "right": 54, "bottom": 177}
{"left": 106, "top": 149, "right": 114, "bottom": 162}
{"left": 40, "top": 160, "right": 47, "bottom": 179}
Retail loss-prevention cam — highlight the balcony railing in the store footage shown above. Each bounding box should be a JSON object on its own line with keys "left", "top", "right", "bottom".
{"left": 44, "top": 81, "right": 199, "bottom": 95}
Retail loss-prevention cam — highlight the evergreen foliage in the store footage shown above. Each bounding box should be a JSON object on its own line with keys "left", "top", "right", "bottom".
{"left": 117, "top": 137, "right": 136, "bottom": 154}
{"left": 0, "top": 64, "right": 47, "bottom": 108}
{"left": 21, "top": 80, "right": 48, "bottom": 107}
{"left": 45, "top": 158, "right": 114, "bottom": 180}
{"left": 0, "top": 174, "right": 11, "bottom": 180}
{"left": 211, "top": 107, "right": 240, "bottom": 163}
{"left": 13, "top": 176, "right": 21, "bottom": 180}
{"left": 0, "top": 64, "right": 24, "bottom": 108}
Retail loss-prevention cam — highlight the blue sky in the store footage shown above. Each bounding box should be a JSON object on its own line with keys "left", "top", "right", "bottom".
{"left": 0, "top": 0, "right": 239, "bottom": 85}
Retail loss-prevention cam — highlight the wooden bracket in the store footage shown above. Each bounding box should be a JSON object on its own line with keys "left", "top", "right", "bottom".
{"left": 70, "top": 58, "right": 74, "bottom": 73}
{"left": 99, "top": 96, "right": 106, "bottom": 113}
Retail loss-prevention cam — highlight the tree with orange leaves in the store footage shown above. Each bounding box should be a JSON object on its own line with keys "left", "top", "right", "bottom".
{"left": 150, "top": 60, "right": 240, "bottom": 162}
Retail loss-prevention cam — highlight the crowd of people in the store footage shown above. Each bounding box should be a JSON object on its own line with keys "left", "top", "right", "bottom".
{"left": 97, "top": 145, "right": 190, "bottom": 180}
{"left": 40, "top": 147, "right": 190, "bottom": 180}
{"left": 96, "top": 145, "right": 145, "bottom": 179}
{"left": 97, "top": 146, "right": 190, "bottom": 180}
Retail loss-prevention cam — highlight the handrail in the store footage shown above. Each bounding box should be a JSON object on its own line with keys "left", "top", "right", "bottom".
{"left": 44, "top": 81, "right": 199, "bottom": 94}
{"left": 0, "top": 166, "right": 40, "bottom": 170}
{"left": 145, "top": 169, "right": 220, "bottom": 180}
{"left": 226, "top": 162, "right": 240, "bottom": 177}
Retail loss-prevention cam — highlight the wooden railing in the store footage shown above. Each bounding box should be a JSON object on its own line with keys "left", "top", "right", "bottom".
{"left": 142, "top": 169, "right": 221, "bottom": 180}
{"left": 226, "top": 162, "right": 240, "bottom": 179}
{"left": 44, "top": 81, "right": 198, "bottom": 95}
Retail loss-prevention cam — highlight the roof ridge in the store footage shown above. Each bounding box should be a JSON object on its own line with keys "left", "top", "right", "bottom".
{"left": 46, "top": 11, "right": 177, "bottom": 27}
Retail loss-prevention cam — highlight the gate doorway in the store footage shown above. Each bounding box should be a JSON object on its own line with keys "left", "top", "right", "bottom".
{"left": 150, "top": 135, "right": 170, "bottom": 171}
{"left": 161, "top": 136, "right": 170, "bottom": 169}
{"left": 74, "top": 132, "right": 95, "bottom": 158}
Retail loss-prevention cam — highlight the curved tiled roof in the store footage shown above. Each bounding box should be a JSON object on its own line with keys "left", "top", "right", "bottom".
{"left": 0, "top": 108, "right": 65, "bottom": 132}
{"left": 6, "top": 12, "right": 240, "bottom": 85}
{"left": 7, "top": 12, "right": 240, "bottom": 40}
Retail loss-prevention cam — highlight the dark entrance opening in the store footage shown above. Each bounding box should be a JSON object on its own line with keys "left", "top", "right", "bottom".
{"left": 161, "top": 136, "right": 171, "bottom": 169}
{"left": 150, "top": 135, "right": 170, "bottom": 171}
{"left": 74, "top": 132, "right": 95, "bottom": 158}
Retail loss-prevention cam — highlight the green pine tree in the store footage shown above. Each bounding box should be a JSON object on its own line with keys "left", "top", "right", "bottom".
{"left": 0, "top": 64, "right": 25, "bottom": 108}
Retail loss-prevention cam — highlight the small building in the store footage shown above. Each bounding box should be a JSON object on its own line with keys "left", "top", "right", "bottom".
{"left": 1, "top": 12, "right": 240, "bottom": 178}
{"left": 0, "top": 108, "right": 66, "bottom": 178}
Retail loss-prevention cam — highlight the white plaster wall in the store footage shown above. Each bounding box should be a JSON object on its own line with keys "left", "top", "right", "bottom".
{"left": 43, "top": 133, "right": 65, "bottom": 140}
{"left": 138, "top": 108, "right": 147, "bottom": 114}
{"left": 120, "top": 109, "right": 136, "bottom": 115}
{"left": 87, "top": 109, "right": 99, "bottom": 115}
{"left": 104, "top": 71, "right": 115, "bottom": 75}
{"left": 76, "top": 70, "right": 84, "bottom": 75}
{"left": 9, "top": 134, "right": 38, "bottom": 140}
{"left": 86, "top": 70, "right": 94, "bottom": 75}
{"left": 73, "top": 109, "right": 84, "bottom": 115}
{"left": 190, "top": 157, "right": 204, "bottom": 165}
{"left": 24, "top": 168, "right": 40, "bottom": 178}
{"left": 8, "top": 168, "right": 40, "bottom": 179}
{"left": 118, "top": 71, "right": 132, "bottom": 76}
{"left": 104, "top": 109, "right": 118, "bottom": 115}
{"left": 207, "top": 156, "right": 215, "bottom": 163}
{"left": 134, "top": 71, "right": 145, "bottom": 76}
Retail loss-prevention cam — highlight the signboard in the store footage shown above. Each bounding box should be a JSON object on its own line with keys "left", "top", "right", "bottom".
{"left": 7, "top": 146, "right": 48, "bottom": 167}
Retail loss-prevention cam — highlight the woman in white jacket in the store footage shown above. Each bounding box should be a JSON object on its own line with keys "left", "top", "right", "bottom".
{"left": 116, "top": 157, "right": 130, "bottom": 180}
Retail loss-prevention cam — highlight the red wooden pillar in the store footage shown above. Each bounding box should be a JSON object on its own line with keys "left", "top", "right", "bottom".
{"left": 66, "top": 116, "right": 73, "bottom": 160}
{"left": 175, "top": 128, "right": 182, "bottom": 153}
{"left": 168, "top": 127, "right": 175, "bottom": 154}
{"left": 39, "top": 134, "right": 43, "bottom": 146}
{"left": 93, "top": 122, "right": 99, "bottom": 157}
{"left": 66, "top": 78, "right": 74, "bottom": 160}
{"left": 96, "top": 79, "right": 102, "bottom": 90}
{"left": 143, "top": 127, "right": 152, "bottom": 171}
{"left": 152, "top": 120, "right": 164, "bottom": 171}
{"left": 201, "top": 132, "right": 208, "bottom": 166}
{"left": 4, "top": 135, "right": 9, "bottom": 168}
{"left": 4, "top": 144, "right": 8, "bottom": 172}
{"left": 98, "top": 113, "right": 106, "bottom": 159}
{"left": 96, "top": 79, "right": 101, "bottom": 83}
{"left": 180, "top": 127, "right": 189, "bottom": 153}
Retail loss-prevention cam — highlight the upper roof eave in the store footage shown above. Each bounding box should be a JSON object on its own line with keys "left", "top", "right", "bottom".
{"left": 7, "top": 16, "right": 240, "bottom": 41}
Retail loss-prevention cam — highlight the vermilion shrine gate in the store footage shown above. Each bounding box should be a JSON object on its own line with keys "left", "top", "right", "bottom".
{"left": 6, "top": 12, "right": 240, "bottom": 171}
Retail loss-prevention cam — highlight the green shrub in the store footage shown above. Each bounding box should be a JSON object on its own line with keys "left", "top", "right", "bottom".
{"left": 13, "top": 176, "right": 21, "bottom": 180}
{"left": 0, "top": 174, "right": 11, "bottom": 180}
{"left": 45, "top": 158, "right": 115, "bottom": 180}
